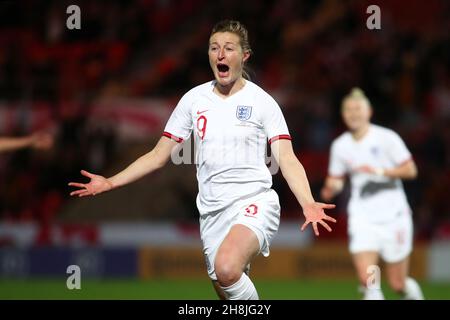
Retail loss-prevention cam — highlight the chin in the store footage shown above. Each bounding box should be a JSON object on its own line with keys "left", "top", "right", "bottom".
{"left": 350, "top": 125, "right": 364, "bottom": 132}
{"left": 216, "top": 78, "right": 231, "bottom": 86}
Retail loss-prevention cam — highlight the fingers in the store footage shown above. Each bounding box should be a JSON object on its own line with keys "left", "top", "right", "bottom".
{"left": 301, "top": 220, "right": 309, "bottom": 231}
{"left": 319, "top": 203, "right": 336, "bottom": 209}
{"left": 313, "top": 222, "right": 319, "bottom": 236}
{"left": 319, "top": 220, "right": 332, "bottom": 232}
{"left": 77, "top": 190, "right": 92, "bottom": 197}
{"left": 324, "top": 215, "right": 337, "bottom": 223}
{"left": 69, "top": 172, "right": 102, "bottom": 197}
{"left": 81, "top": 170, "right": 95, "bottom": 178}
{"left": 70, "top": 189, "right": 88, "bottom": 196}
{"left": 68, "top": 182, "right": 85, "bottom": 188}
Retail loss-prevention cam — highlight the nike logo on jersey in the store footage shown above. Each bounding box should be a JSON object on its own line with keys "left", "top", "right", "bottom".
{"left": 197, "top": 110, "right": 209, "bottom": 115}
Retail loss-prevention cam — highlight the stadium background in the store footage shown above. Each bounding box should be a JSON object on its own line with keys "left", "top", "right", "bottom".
{"left": 0, "top": 0, "right": 449, "bottom": 299}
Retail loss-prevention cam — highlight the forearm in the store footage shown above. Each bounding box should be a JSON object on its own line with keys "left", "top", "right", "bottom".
{"left": 280, "top": 156, "right": 315, "bottom": 207}
{"left": 383, "top": 168, "right": 417, "bottom": 180}
{"left": 0, "top": 137, "right": 32, "bottom": 153}
{"left": 108, "top": 150, "right": 166, "bottom": 189}
{"left": 382, "top": 161, "right": 417, "bottom": 180}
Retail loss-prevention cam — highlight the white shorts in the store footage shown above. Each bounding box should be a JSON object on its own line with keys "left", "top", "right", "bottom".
{"left": 348, "top": 208, "right": 413, "bottom": 263}
{"left": 199, "top": 189, "right": 281, "bottom": 281}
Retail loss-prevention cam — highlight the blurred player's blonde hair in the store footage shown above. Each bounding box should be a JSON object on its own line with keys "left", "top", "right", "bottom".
{"left": 211, "top": 20, "right": 252, "bottom": 80}
{"left": 342, "top": 87, "right": 371, "bottom": 109}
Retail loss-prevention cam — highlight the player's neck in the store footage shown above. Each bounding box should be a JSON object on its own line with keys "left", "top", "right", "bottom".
{"left": 214, "top": 78, "right": 246, "bottom": 98}
{"left": 351, "top": 124, "right": 370, "bottom": 141}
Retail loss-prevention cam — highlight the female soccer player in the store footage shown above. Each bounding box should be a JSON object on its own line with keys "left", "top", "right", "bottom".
{"left": 321, "top": 88, "right": 424, "bottom": 300}
{"left": 69, "top": 20, "right": 336, "bottom": 300}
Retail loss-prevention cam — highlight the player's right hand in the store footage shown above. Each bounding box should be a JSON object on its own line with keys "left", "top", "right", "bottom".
{"left": 68, "top": 170, "right": 113, "bottom": 197}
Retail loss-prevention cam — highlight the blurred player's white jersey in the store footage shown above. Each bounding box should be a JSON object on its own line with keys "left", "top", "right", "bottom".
{"left": 328, "top": 124, "right": 412, "bottom": 223}
{"left": 164, "top": 80, "right": 290, "bottom": 215}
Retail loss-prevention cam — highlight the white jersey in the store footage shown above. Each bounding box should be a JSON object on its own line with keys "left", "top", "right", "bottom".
{"left": 164, "top": 80, "right": 291, "bottom": 216}
{"left": 328, "top": 124, "right": 413, "bottom": 223}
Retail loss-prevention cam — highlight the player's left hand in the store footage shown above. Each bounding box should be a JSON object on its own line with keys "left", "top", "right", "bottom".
{"left": 300, "top": 202, "right": 337, "bottom": 236}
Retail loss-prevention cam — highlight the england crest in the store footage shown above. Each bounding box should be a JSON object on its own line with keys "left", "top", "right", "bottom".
{"left": 236, "top": 105, "right": 252, "bottom": 121}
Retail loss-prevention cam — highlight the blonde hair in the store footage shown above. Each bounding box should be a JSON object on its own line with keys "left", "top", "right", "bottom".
{"left": 210, "top": 20, "right": 252, "bottom": 80}
{"left": 342, "top": 87, "right": 371, "bottom": 108}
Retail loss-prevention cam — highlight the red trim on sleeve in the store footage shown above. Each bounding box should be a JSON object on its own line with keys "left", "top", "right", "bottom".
{"left": 268, "top": 134, "right": 292, "bottom": 145}
{"left": 163, "top": 131, "right": 184, "bottom": 143}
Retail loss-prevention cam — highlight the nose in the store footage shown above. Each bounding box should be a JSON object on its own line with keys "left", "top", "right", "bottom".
{"left": 218, "top": 47, "right": 225, "bottom": 60}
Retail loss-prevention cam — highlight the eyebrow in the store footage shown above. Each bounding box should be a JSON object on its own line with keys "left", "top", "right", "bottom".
{"left": 209, "top": 41, "right": 237, "bottom": 46}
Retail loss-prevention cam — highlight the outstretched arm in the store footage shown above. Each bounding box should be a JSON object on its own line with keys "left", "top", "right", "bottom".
{"left": 0, "top": 132, "right": 53, "bottom": 153}
{"left": 69, "top": 136, "right": 179, "bottom": 197}
{"left": 271, "top": 139, "right": 336, "bottom": 236}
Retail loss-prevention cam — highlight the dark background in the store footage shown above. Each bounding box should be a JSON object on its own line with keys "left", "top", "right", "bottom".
{"left": 0, "top": 0, "right": 449, "bottom": 241}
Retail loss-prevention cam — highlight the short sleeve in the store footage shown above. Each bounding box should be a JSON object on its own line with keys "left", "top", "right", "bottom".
{"left": 261, "top": 94, "right": 291, "bottom": 144}
{"left": 163, "top": 92, "right": 193, "bottom": 143}
{"left": 386, "top": 131, "right": 412, "bottom": 165}
{"left": 328, "top": 141, "right": 347, "bottom": 177}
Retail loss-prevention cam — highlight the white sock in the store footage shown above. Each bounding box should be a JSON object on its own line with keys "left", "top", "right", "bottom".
{"left": 403, "top": 277, "right": 424, "bottom": 300}
{"left": 220, "top": 273, "right": 259, "bottom": 300}
{"left": 363, "top": 287, "right": 385, "bottom": 300}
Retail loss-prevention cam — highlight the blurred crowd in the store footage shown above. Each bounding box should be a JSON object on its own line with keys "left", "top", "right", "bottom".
{"left": 0, "top": 0, "right": 449, "bottom": 239}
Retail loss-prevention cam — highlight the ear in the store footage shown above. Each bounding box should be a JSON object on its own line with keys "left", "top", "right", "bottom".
{"left": 242, "top": 50, "right": 250, "bottom": 63}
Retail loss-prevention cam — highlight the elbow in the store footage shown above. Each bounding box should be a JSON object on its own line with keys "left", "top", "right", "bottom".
{"left": 409, "top": 162, "right": 418, "bottom": 179}
{"left": 404, "top": 166, "right": 418, "bottom": 180}
{"left": 279, "top": 155, "right": 302, "bottom": 175}
{"left": 154, "top": 158, "right": 167, "bottom": 170}
{"left": 401, "top": 160, "right": 418, "bottom": 180}
{"left": 141, "top": 152, "right": 167, "bottom": 172}
{"left": 155, "top": 150, "right": 173, "bottom": 169}
{"left": 148, "top": 147, "right": 171, "bottom": 170}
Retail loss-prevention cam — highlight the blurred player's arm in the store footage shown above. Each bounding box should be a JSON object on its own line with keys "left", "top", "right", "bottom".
{"left": 69, "top": 136, "right": 178, "bottom": 197}
{"left": 384, "top": 159, "right": 417, "bottom": 179}
{"left": 0, "top": 132, "right": 53, "bottom": 153}
{"left": 355, "top": 159, "right": 417, "bottom": 180}
{"left": 0, "top": 136, "right": 34, "bottom": 152}
{"left": 320, "top": 176, "right": 345, "bottom": 202}
{"left": 271, "top": 139, "right": 336, "bottom": 236}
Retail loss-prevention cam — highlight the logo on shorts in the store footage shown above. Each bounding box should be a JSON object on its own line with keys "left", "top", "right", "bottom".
{"left": 244, "top": 204, "right": 258, "bottom": 217}
{"left": 236, "top": 106, "right": 252, "bottom": 121}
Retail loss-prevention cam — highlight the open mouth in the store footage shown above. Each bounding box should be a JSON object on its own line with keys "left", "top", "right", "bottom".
{"left": 217, "top": 63, "right": 230, "bottom": 77}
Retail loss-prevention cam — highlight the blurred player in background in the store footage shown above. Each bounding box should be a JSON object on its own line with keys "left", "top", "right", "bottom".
{"left": 69, "top": 20, "right": 336, "bottom": 300}
{"left": 0, "top": 132, "right": 53, "bottom": 153}
{"left": 321, "top": 88, "right": 424, "bottom": 300}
